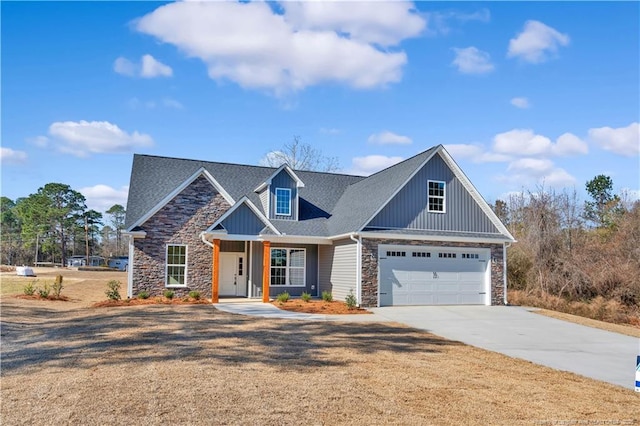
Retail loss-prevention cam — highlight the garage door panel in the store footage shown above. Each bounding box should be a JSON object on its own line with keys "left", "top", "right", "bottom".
{"left": 379, "top": 245, "right": 489, "bottom": 306}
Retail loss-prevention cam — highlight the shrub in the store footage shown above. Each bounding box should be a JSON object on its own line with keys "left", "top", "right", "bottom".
{"left": 164, "top": 289, "right": 175, "bottom": 299}
{"left": 23, "top": 280, "right": 36, "bottom": 296}
{"left": 137, "top": 290, "right": 150, "bottom": 300}
{"left": 301, "top": 292, "right": 312, "bottom": 302}
{"left": 38, "top": 283, "right": 51, "bottom": 299}
{"left": 106, "top": 280, "right": 121, "bottom": 301}
{"left": 52, "top": 275, "right": 64, "bottom": 298}
{"left": 276, "top": 292, "right": 290, "bottom": 303}
{"left": 345, "top": 290, "right": 357, "bottom": 309}
{"left": 188, "top": 290, "right": 200, "bottom": 300}
{"left": 321, "top": 291, "right": 333, "bottom": 302}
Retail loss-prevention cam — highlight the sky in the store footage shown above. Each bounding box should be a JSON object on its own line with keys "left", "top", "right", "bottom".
{"left": 2, "top": 1, "right": 639, "bottom": 214}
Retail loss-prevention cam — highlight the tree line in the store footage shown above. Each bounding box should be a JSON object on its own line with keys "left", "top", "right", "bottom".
{"left": 1, "top": 183, "right": 126, "bottom": 267}
{"left": 495, "top": 175, "right": 639, "bottom": 322}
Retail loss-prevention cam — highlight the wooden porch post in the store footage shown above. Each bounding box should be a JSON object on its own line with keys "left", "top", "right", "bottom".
{"left": 212, "top": 239, "right": 220, "bottom": 303}
{"left": 262, "top": 241, "right": 270, "bottom": 302}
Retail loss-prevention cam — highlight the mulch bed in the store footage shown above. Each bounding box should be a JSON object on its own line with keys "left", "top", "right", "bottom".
{"left": 15, "top": 294, "right": 70, "bottom": 302}
{"left": 272, "top": 299, "right": 372, "bottom": 314}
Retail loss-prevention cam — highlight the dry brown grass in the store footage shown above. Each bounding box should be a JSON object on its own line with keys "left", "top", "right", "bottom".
{"left": 532, "top": 308, "right": 640, "bottom": 338}
{"left": 1, "top": 270, "right": 638, "bottom": 425}
{"left": 509, "top": 289, "right": 640, "bottom": 328}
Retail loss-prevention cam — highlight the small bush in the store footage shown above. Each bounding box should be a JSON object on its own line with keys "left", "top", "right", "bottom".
{"left": 137, "top": 290, "right": 150, "bottom": 300}
{"left": 38, "top": 283, "right": 51, "bottom": 299}
{"left": 52, "top": 275, "right": 64, "bottom": 298}
{"left": 188, "top": 290, "right": 200, "bottom": 300}
{"left": 321, "top": 291, "right": 333, "bottom": 302}
{"left": 23, "top": 280, "right": 36, "bottom": 296}
{"left": 106, "top": 280, "right": 121, "bottom": 301}
{"left": 164, "top": 289, "right": 175, "bottom": 299}
{"left": 301, "top": 292, "right": 312, "bottom": 302}
{"left": 345, "top": 290, "right": 357, "bottom": 309}
{"left": 276, "top": 292, "right": 290, "bottom": 303}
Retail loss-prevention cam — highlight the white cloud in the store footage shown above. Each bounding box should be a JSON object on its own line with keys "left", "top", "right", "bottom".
{"left": 425, "top": 8, "right": 490, "bottom": 35}
{"left": 588, "top": 122, "right": 639, "bottom": 157}
{"left": 443, "top": 144, "right": 511, "bottom": 163}
{"left": 320, "top": 127, "right": 340, "bottom": 135}
{"left": 493, "top": 129, "right": 552, "bottom": 156}
{"left": 507, "top": 20, "right": 570, "bottom": 63}
{"left": 452, "top": 47, "right": 494, "bottom": 74}
{"left": 510, "top": 97, "right": 530, "bottom": 109}
{"left": 349, "top": 155, "right": 404, "bottom": 176}
{"left": 140, "top": 54, "right": 173, "bottom": 78}
{"left": 135, "top": 1, "right": 423, "bottom": 94}
{"left": 113, "top": 57, "right": 136, "bottom": 76}
{"left": 114, "top": 55, "right": 172, "bottom": 78}
{"left": 505, "top": 157, "right": 576, "bottom": 188}
{"left": 368, "top": 131, "right": 412, "bottom": 145}
{"left": 48, "top": 120, "right": 154, "bottom": 157}
{"left": 162, "top": 98, "right": 184, "bottom": 109}
{"left": 0, "top": 147, "right": 28, "bottom": 165}
{"left": 79, "top": 184, "right": 129, "bottom": 214}
{"left": 281, "top": 1, "right": 425, "bottom": 47}
{"left": 552, "top": 132, "right": 588, "bottom": 156}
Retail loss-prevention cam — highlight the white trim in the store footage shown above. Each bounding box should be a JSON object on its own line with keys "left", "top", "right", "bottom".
{"left": 275, "top": 188, "right": 292, "bottom": 216}
{"left": 358, "top": 231, "right": 512, "bottom": 244}
{"left": 127, "top": 168, "right": 235, "bottom": 231}
{"left": 206, "top": 197, "right": 280, "bottom": 235}
{"left": 165, "top": 244, "right": 188, "bottom": 287}
{"left": 262, "top": 235, "right": 333, "bottom": 245}
{"left": 122, "top": 230, "right": 147, "bottom": 238}
{"left": 248, "top": 241, "right": 253, "bottom": 298}
{"left": 269, "top": 247, "right": 307, "bottom": 287}
{"left": 427, "top": 180, "right": 446, "bottom": 213}
{"left": 254, "top": 164, "right": 305, "bottom": 192}
{"left": 349, "top": 233, "right": 362, "bottom": 306}
{"left": 437, "top": 147, "right": 516, "bottom": 242}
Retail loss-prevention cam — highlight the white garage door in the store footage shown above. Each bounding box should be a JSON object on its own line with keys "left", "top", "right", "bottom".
{"left": 379, "top": 245, "right": 489, "bottom": 306}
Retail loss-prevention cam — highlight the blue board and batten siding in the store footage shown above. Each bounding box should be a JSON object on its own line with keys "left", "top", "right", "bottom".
{"left": 220, "top": 203, "right": 266, "bottom": 235}
{"left": 270, "top": 170, "right": 298, "bottom": 220}
{"left": 367, "top": 153, "right": 499, "bottom": 233}
{"left": 250, "top": 242, "right": 319, "bottom": 297}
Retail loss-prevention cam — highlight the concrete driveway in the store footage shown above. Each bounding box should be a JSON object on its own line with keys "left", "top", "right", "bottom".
{"left": 370, "top": 305, "right": 639, "bottom": 390}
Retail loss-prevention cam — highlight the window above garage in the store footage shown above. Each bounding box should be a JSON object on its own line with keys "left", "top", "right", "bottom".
{"left": 427, "top": 180, "right": 446, "bottom": 213}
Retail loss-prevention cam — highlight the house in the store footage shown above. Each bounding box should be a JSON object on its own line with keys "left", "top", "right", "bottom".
{"left": 123, "top": 145, "right": 515, "bottom": 307}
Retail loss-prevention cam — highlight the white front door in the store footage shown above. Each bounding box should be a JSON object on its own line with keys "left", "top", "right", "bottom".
{"left": 220, "top": 253, "right": 246, "bottom": 296}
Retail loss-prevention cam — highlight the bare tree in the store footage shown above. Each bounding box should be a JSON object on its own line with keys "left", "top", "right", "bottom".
{"left": 260, "top": 136, "right": 340, "bottom": 172}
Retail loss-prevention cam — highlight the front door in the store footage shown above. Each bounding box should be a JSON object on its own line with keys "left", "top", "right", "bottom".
{"left": 220, "top": 253, "right": 246, "bottom": 296}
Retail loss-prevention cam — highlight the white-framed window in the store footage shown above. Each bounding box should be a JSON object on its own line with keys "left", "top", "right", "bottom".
{"left": 166, "top": 244, "right": 187, "bottom": 286}
{"left": 270, "top": 248, "right": 305, "bottom": 286}
{"left": 275, "top": 188, "right": 292, "bottom": 216}
{"left": 427, "top": 180, "right": 446, "bottom": 213}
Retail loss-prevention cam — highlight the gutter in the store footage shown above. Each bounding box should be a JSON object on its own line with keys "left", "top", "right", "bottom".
{"left": 200, "top": 232, "right": 214, "bottom": 248}
{"left": 349, "top": 233, "right": 362, "bottom": 306}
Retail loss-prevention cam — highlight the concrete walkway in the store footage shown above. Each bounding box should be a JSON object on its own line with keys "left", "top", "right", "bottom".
{"left": 370, "top": 305, "right": 639, "bottom": 390}
{"left": 213, "top": 301, "right": 387, "bottom": 322}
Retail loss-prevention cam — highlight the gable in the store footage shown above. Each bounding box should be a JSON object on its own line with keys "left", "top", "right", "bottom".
{"left": 366, "top": 153, "right": 500, "bottom": 234}
{"left": 269, "top": 169, "right": 298, "bottom": 220}
{"left": 219, "top": 202, "right": 269, "bottom": 235}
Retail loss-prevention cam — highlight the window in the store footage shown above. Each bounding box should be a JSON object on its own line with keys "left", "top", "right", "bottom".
{"left": 270, "top": 248, "right": 306, "bottom": 286}
{"left": 386, "top": 251, "right": 406, "bottom": 257}
{"left": 412, "top": 251, "right": 431, "bottom": 258}
{"left": 427, "top": 180, "right": 446, "bottom": 213}
{"left": 166, "top": 244, "right": 187, "bottom": 286}
{"left": 275, "top": 188, "right": 291, "bottom": 216}
{"left": 438, "top": 252, "right": 456, "bottom": 258}
{"left": 462, "top": 253, "right": 479, "bottom": 259}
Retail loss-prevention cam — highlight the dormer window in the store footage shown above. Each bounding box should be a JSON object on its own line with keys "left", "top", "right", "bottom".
{"left": 427, "top": 180, "right": 446, "bottom": 213}
{"left": 275, "top": 188, "right": 292, "bottom": 216}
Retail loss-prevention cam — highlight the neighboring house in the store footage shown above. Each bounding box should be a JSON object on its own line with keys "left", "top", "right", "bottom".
{"left": 123, "top": 145, "right": 515, "bottom": 307}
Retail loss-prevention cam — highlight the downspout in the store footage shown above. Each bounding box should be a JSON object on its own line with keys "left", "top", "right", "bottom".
{"left": 127, "top": 235, "right": 134, "bottom": 299}
{"left": 503, "top": 242, "right": 511, "bottom": 305}
{"left": 200, "top": 232, "right": 214, "bottom": 248}
{"left": 349, "top": 233, "right": 362, "bottom": 306}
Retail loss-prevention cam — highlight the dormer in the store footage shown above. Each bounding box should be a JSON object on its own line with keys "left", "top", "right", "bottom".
{"left": 254, "top": 164, "right": 305, "bottom": 221}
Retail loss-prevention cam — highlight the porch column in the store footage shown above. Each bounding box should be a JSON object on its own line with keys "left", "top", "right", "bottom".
{"left": 262, "top": 241, "right": 270, "bottom": 302}
{"left": 212, "top": 239, "right": 220, "bottom": 303}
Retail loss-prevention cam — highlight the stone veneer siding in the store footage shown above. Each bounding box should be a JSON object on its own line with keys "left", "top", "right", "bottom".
{"left": 132, "top": 175, "right": 231, "bottom": 298}
{"left": 360, "top": 238, "right": 505, "bottom": 307}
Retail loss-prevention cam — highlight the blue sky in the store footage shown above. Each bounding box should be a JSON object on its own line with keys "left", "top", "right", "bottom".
{"left": 2, "top": 1, "right": 639, "bottom": 213}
